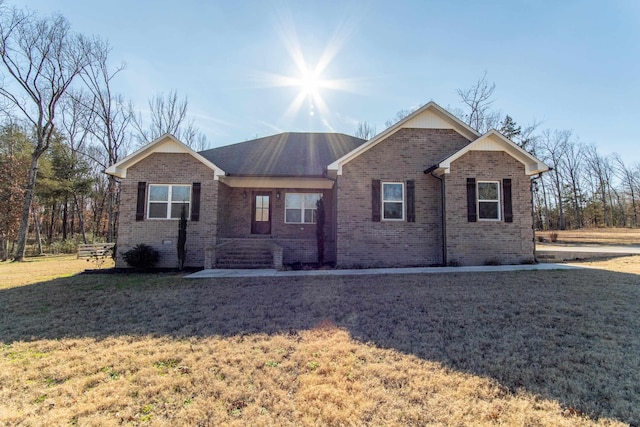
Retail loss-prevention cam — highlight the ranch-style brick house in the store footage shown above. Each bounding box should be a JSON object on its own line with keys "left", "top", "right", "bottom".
{"left": 106, "top": 101, "right": 549, "bottom": 269}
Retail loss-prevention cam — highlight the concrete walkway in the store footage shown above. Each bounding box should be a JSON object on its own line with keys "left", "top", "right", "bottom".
{"left": 185, "top": 263, "right": 582, "bottom": 279}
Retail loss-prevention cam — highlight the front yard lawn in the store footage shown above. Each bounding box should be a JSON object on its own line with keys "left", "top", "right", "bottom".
{"left": 0, "top": 256, "right": 638, "bottom": 425}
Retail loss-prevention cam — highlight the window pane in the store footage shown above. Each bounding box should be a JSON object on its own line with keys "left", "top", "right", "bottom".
{"left": 383, "top": 202, "right": 403, "bottom": 219}
{"left": 149, "top": 203, "right": 168, "bottom": 218}
{"left": 383, "top": 183, "right": 403, "bottom": 201}
{"left": 286, "top": 209, "right": 301, "bottom": 223}
{"left": 256, "top": 196, "right": 263, "bottom": 209}
{"left": 304, "top": 208, "right": 316, "bottom": 223}
{"left": 304, "top": 194, "right": 320, "bottom": 207}
{"left": 285, "top": 193, "right": 302, "bottom": 208}
{"left": 478, "top": 182, "right": 498, "bottom": 200}
{"left": 479, "top": 201, "right": 499, "bottom": 219}
{"left": 149, "top": 185, "right": 168, "bottom": 202}
{"left": 171, "top": 203, "right": 189, "bottom": 219}
{"left": 256, "top": 207, "right": 266, "bottom": 221}
{"left": 171, "top": 186, "right": 191, "bottom": 202}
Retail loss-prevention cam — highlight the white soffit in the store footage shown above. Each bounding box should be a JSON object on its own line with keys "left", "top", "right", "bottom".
{"left": 219, "top": 176, "right": 335, "bottom": 189}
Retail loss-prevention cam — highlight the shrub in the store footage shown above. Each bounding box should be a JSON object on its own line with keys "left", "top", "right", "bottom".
{"left": 549, "top": 232, "right": 559, "bottom": 242}
{"left": 122, "top": 244, "right": 159, "bottom": 269}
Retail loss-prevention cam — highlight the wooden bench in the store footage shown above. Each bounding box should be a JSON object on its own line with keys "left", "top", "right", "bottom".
{"left": 77, "top": 243, "right": 115, "bottom": 258}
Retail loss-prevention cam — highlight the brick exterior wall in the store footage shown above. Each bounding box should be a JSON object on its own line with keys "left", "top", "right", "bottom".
{"left": 445, "top": 151, "right": 535, "bottom": 266}
{"left": 216, "top": 184, "right": 335, "bottom": 263}
{"left": 116, "top": 153, "right": 218, "bottom": 268}
{"left": 336, "top": 128, "right": 471, "bottom": 268}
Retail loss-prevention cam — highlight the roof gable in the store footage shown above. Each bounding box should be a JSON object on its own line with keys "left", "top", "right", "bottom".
{"left": 431, "top": 129, "right": 549, "bottom": 176}
{"left": 105, "top": 134, "right": 225, "bottom": 179}
{"left": 327, "top": 101, "right": 480, "bottom": 175}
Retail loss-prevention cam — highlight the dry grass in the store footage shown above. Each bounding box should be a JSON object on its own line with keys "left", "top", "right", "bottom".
{"left": 1, "top": 258, "right": 639, "bottom": 426}
{"left": 537, "top": 228, "right": 640, "bottom": 245}
{"left": 0, "top": 255, "right": 114, "bottom": 289}
{"left": 576, "top": 255, "right": 640, "bottom": 275}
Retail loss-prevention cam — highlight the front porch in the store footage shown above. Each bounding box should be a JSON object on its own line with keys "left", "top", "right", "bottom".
{"left": 213, "top": 177, "right": 336, "bottom": 269}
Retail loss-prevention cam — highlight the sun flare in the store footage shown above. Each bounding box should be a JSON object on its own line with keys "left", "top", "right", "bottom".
{"left": 297, "top": 68, "right": 324, "bottom": 97}
{"left": 250, "top": 9, "right": 363, "bottom": 125}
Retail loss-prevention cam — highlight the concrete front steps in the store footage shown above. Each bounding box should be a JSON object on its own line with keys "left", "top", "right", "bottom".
{"left": 214, "top": 239, "right": 278, "bottom": 269}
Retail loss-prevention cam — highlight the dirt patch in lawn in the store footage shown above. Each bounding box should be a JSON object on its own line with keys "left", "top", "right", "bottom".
{"left": 1, "top": 260, "right": 638, "bottom": 425}
{"left": 537, "top": 228, "right": 640, "bottom": 245}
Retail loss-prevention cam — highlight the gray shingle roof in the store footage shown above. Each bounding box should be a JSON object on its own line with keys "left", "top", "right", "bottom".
{"left": 199, "top": 132, "right": 366, "bottom": 176}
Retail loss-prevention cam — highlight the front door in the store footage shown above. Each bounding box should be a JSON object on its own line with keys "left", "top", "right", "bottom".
{"left": 251, "top": 192, "right": 271, "bottom": 234}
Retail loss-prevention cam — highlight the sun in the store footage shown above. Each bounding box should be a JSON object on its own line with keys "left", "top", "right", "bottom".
{"left": 297, "top": 69, "right": 324, "bottom": 97}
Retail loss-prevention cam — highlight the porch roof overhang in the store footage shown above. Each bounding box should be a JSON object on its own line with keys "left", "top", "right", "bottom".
{"left": 218, "top": 175, "right": 335, "bottom": 189}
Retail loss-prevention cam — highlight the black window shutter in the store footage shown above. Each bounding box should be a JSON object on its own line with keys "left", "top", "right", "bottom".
{"left": 467, "top": 178, "right": 477, "bottom": 222}
{"left": 503, "top": 178, "right": 513, "bottom": 223}
{"left": 372, "top": 179, "right": 381, "bottom": 222}
{"left": 191, "top": 182, "right": 201, "bottom": 221}
{"left": 406, "top": 180, "right": 415, "bottom": 222}
{"left": 136, "top": 182, "right": 146, "bottom": 221}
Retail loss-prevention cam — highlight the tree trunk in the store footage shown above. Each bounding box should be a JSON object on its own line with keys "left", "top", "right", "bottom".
{"left": 13, "top": 154, "right": 41, "bottom": 261}
{"left": 74, "top": 194, "right": 88, "bottom": 244}
{"left": 553, "top": 168, "right": 565, "bottom": 230}
{"left": 32, "top": 205, "right": 43, "bottom": 256}
{"left": 70, "top": 200, "right": 75, "bottom": 238}
{"left": 62, "top": 196, "right": 68, "bottom": 241}
{"left": 1, "top": 237, "right": 7, "bottom": 261}
{"left": 106, "top": 175, "right": 117, "bottom": 243}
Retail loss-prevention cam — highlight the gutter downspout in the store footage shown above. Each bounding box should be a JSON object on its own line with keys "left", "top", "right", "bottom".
{"left": 324, "top": 169, "right": 338, "bottom": 265}
{"left": 431, "top": 172, "right": 447, "bottom": 266}
{"left": 530, "top": 171, "right": 547, "bottom": 263}
{"left": 425, "top": 165, "right": 446, "bottom": 266}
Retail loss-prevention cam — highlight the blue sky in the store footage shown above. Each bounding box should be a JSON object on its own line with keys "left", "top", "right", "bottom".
{"left": 19, "top": 0, "right": 640, "bottom": 163}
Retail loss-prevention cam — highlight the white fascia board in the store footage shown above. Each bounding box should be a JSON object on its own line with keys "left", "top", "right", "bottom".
{"left": 328, "top": 101, "right": 480, "bottom": 175}
{"left": 105, "top": 133, "right": 225, "bottom": 179}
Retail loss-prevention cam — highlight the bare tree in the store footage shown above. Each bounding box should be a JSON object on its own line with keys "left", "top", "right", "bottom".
{"left": 58, "top": 91, "right": 97, "bottom": 244}
{"left": 79, "top": 38, "right": 132, "bottom": 243}
{"left": 354, "top": 121, "right": 376, "bottom": 140}
{"left": 133, "top": 90, "right": 207, "bottom": 149}
{"left": 585, "top": 144, "right": 614, "bottom": 227}
{"left": 560, "top": 138, "right": 585, "bottom": 228}
{"left": 456, "top": 71, "right": 501, "bottom": 133}
{"left": 538, "top": 129, "right": 569, "bottom": 229}
{"left": 612, "top": 153, "right": 638, "bottom": 227}
{"left": 0, "top": 7, "right": 93, "bottom": 260}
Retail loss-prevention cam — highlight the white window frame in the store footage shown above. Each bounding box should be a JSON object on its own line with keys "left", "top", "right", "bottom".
{"left": 477, "top": 181, "right": 501, "bottom": 221}
{"left": 284, "top": 193, "right": 321, "bottom": 224}
{"left": 382, "top": 182, "right": 405, "bottom": 221}
{"left": 147, "top": 184, "right": 191, "bottom": 220}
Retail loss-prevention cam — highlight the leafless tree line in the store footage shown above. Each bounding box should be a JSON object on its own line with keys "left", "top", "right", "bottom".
{"left": 0, "top": 4, "right": 209, "bottom": 260}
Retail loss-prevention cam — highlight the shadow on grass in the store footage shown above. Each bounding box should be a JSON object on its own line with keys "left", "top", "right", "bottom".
{"left": 1, "top": 268, "right": 639, "bottom": 424}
